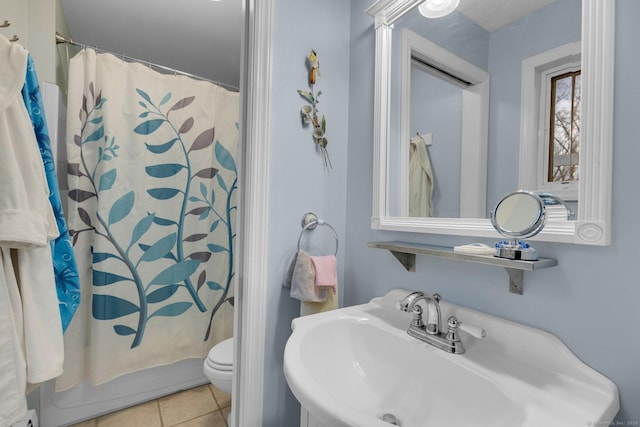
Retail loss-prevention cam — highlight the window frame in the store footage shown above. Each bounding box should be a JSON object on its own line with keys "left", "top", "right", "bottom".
{"left": 519, "top": 42, "right": 581, "bottom": 202}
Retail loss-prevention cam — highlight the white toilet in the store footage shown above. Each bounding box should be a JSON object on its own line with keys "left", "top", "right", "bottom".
{"left": 203, "top": 337, "right": 233, "bottom": 423}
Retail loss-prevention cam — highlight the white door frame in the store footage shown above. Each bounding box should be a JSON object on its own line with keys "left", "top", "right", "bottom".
{"left": 232, "top": 0, "right": 272, "bottom": 425}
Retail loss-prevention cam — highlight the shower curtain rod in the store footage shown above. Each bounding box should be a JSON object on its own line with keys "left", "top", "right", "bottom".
{"left": 55, "top": 32, "right": 239, "bottom": 91}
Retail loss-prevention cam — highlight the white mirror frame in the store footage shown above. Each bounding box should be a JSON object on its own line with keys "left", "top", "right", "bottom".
{"left": 367, "top": 0, "right": 614, "bottom": 245}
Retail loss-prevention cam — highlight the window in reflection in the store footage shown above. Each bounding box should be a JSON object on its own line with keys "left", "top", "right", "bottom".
{"left": 548, "top": 70, "right": 581, "bottom": 183}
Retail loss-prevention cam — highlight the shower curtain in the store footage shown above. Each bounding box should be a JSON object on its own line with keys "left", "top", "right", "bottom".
{"left": 58, "top": 48, "right": 238, "bottom": 390}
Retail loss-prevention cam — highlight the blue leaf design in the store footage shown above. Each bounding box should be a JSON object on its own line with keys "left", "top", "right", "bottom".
{"left": 139, "top": 233, "right": 177, "bottom": 263}
{"left": 93, "top": 252, "right": 119, "bottom": 263}
{"left": 207, "top": 281, "right": 224, "bottom": 291}
{"left": 134, "top": 119, "right": 164, "bottom": 135}
{"left": 145, "top": 164, "right": 185, "bottom": 178}
{"left": 113, "top": 325, "right": 137, "bottom": 336}
{"left": 149, "top": 302, "right": 193, "bottom": 319}
{"left": 188, "top": 196, "right": 200, "bottom": 202}
{"left": 93, "top": 270, "right": 131, "bottom": 286}
{"left": 152, "top": 216, "right": 177, "bottom": 226}
{"left": 216, "top": 174, "right": 228, "bottom": 193}
{"left": 147, "top": 284, "right": 181, "bottom": 303}
{"left": 85, "top": 126, "right": 105, "bottom": 142}
{"left": 147, "top": 188, "right": 181, "bottom": 200}
{"left": 199, "top": 209, "right": 210, "bottom": 220}
{"left": 128, "top": 214, "right": 155, "bottom": 249}
{"left": 210, "top": 220, "right": 220, "bottom": 232}
{"left": 93, "top": 294, "right": 139, "bottom": 320}
{"left": 136, "top": 88, "right": 153, "bottom": 104}
{"left": 108, "top": 191, "right": 135, "bottom": 225}
{"left": 145, "top": 139, "right": 178, "bottom": 154}
{"left": 200, "top": 182, "right": 207, "bottom": 198}
{"left": 139, "top": 112, "right": 149, "bottom": 118}
{"left": 207, "top": 244, "right": 227, "bottom": 253}
{"left": 99, "top": 169, "right": 117, "bottom": 191}
{"left": 138, "top": 243, "right": 177, "bottom": 261}
{"left": 89, "top": 116, "right": 103, "bottom": 124}
{"left": 159, "top": 92, "right": 172, "bottom": 106}
{"left": 215, "top": 140, "right": 236, "bottom": 172}
{"left": 150, "top": 260, "right": 201, "bottom": 286}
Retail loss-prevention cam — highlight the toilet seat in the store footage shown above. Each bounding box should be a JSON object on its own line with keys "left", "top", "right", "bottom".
{"left": 206, "top": 337, "right": 233, "bottom": 370}
{"left": 205, "top": 358, "right": 232, "bottom": 372}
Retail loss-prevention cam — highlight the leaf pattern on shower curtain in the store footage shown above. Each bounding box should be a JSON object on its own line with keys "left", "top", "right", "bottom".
{"left": 69, "top": 84, "right": 237, "bottom": 348}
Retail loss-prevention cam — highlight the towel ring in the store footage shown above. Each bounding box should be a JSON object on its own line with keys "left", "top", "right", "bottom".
{"left": 297, "top": 212, "right": 339, "bottom": 256}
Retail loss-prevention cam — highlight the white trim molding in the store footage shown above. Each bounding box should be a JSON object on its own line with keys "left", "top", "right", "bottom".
{"left": 233, "top": 0, "right": 272, "bottom": 425}
{"left": 368, "top": 0, "right": 615, "bottom": 245}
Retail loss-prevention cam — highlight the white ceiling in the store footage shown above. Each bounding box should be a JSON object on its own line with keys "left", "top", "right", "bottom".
{"left": 60, "top": 0, "right": 243, "bottom": 89}
{"left": 59, "top": 0, "right": 557, "bottom": 90}
{"left": 457, "top": 0, "right": 559, "bottom": 32}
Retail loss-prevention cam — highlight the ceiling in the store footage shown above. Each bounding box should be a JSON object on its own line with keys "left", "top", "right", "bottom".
{"left": 60, "top": 0, "right": 243, "bottom": 89}
{"left": 458, "top": 0, "right": 559, "bottom": 32}
{"left": 59, "top": 0, "right": 557, "bottom": 90}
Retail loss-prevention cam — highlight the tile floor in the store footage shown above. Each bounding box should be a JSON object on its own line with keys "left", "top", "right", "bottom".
{"left": 69, "top": 384, "right": 231, "bottom": 427}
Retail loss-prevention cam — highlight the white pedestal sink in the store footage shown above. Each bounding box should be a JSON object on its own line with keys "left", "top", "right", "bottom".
{"left": 284, "top": 289, "right": 619, "bottom": 427}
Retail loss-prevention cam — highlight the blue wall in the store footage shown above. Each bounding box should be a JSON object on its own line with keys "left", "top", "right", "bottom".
{"left": 265, "top": 0, "right": 639, "bottom": 423}
{"left": 345, "top": 0, "right": 640, "bottom": 424}
{"left": 264, "top": 0, "right": 351, "bottom": 425}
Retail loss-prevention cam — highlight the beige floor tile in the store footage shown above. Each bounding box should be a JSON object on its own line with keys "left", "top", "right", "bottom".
{"left": 159, "top": 385, "right": 218, "bottom": 426}
{"left": 171, "top": 410, "right": 227, "bottom": 427}
{"left": 69, "top": 419, "right": 97, "bottom": 427}
{"left": 221, "top": 406, "right": 231, "bottom": 424}
{"left": 96, "top": 400, "right": 161, "bottom": 427}
{"left": 209, "top": 384, "right": 231, "bottom": 409}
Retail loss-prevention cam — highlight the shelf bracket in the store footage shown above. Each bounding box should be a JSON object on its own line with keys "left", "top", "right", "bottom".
{"left": 391, "top": 250, "right": 416, "bottom": 272}
{"left": 505, "top": 268, "right": 524, "bottom": 295}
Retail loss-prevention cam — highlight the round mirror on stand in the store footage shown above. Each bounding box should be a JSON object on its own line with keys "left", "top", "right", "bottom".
{"left": 491, "top": 190, "right": 546, "bottom": 260}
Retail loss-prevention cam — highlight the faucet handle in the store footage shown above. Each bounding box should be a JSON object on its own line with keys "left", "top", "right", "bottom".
{"left": 458, "top": 321, "right": 486, "bottom": 339}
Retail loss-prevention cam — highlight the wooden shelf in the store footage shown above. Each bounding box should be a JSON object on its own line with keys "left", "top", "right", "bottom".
{"left": 368, "top": 241, "right": 557, "bottom": 295}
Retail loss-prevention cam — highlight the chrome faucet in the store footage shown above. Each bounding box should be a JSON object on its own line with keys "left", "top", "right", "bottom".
{"left": 399, "top": 291, "right": 485, "bottom": 354}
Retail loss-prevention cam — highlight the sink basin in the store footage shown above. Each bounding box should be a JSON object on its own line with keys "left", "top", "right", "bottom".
{"left": 284, "top": 289, "right": 619, "bottom": 427}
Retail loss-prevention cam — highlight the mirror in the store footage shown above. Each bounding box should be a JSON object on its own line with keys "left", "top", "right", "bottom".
{"left": 367, "top": 0, "right": 614, "bottom": 245}
{"left": 491, "top": 190, "right": 547, "bottom": 260}
{"left": 491, "top": 191, "right": 546, "bottom": 239}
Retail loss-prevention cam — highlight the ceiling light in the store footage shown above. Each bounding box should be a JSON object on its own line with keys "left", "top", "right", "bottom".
{"left": 418, "top": 0, "right": 460, "bottom": 19}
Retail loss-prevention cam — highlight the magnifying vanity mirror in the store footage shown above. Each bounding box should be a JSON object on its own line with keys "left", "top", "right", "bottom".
{"left": 491, "top": 191, "right": 547, "bottom": 260}
{"left": 367, "top": 0, "right": 614, "bottom": 245}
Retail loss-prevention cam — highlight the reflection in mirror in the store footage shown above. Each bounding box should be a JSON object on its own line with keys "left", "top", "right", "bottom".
{"left": 394, "top": 29, "right": 489, "bottom": 219}
{"left": 491, "top": 191, "right": 546, "bottom": 260}
{"left": 368, "top": 0, "right": 614, "bottom": 245}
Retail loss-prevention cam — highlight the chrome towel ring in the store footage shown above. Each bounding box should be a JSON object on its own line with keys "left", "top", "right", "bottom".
{"left": 297, "top": 212, "right": 338, "bottom": 256}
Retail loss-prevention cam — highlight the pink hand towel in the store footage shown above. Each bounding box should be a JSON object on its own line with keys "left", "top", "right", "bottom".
{"left": 310, "top": 255, "right": 337, "bottom": 295}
